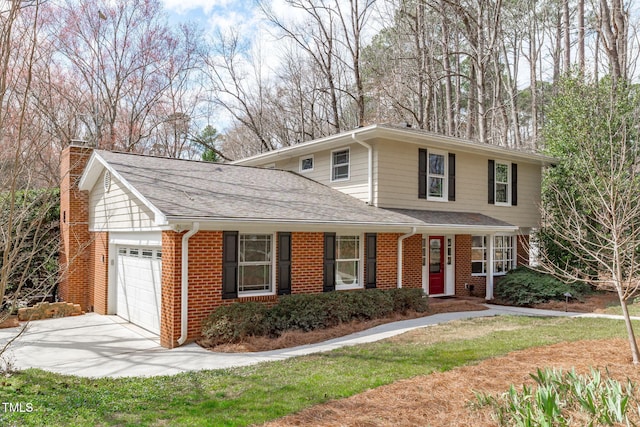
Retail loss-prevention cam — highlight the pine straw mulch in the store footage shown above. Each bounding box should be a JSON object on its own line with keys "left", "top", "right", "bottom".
{"left": 203, "top": 298, "right": 488, "bottom": 353}
{"left": 260, "top": 338, "right": 640, "bottom": 427}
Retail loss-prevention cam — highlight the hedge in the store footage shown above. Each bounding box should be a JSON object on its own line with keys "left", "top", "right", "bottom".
{"left": 494, "top": 266, "right": 592, "bottom": 306}
{"left": 201, "top": 288, "right": 427, "bottom": 346}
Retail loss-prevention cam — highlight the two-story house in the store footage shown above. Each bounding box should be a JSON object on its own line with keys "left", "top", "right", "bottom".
{"left": 59, "top": 124, "right": 549, "bottom": 348}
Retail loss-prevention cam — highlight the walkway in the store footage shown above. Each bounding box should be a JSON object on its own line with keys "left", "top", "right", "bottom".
{"left": 0, "top": 305, "right": 632, "bottom": 378}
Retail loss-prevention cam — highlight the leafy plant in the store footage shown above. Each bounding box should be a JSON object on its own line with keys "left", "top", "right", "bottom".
{"left": 494, "top": 266, "right": 591, "bottom": 306}
{"left": 475, "top": 368, "right": 639, "bottom": 426}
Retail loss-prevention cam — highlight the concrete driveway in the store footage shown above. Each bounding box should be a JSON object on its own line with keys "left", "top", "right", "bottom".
{"left": 0, "top": 306, "right": 600, "bottom": 378}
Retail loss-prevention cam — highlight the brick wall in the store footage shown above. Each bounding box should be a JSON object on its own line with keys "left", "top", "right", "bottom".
{"left": 376, "top": 233, "right": 400, "bottom": 289}
{"left": 59, "top": 145, "right": 92, "bottom": 310}
{"left": 455, "top": 235, "right": 486, "bottom": 297}
{"left": 160, "top": 230, "right": 182, "bottom": 348}
{"left": 91, "top": 232, "right": 109, "bottom": 314}
{"left": 291, "top": 232, "right": 324, "bottom": 294}
{"left": 402, "top": 234, "right": 422, "bottom": 288}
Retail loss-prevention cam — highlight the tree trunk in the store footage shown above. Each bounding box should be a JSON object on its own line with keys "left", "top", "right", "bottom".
{"left": 577, "top": 0, "right": 585, "bottom": 76}
{"left": 563, "top": 0, "right": 571, "bottom": 74}
{"left": 619, "top": 295, "right": 640, "bottom": 364}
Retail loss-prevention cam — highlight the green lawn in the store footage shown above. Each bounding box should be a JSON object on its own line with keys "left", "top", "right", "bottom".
{"left": 0, "top": 316, "right": 635, "bottom": 426}
{"left": 603, "top": 300, "right": 640, "bottom": 316}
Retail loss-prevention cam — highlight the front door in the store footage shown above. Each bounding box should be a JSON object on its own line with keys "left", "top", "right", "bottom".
{"left": 428, "top": 236, "right": 445, "bottom": 294}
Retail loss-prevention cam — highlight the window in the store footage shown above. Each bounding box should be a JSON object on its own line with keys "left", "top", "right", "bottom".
{"left": 331, "top": 149, "right": 350, "bottom": 181}
{"left": 300, "top": 155, "right": 314, "bottom": 172}
{"left": 494, "top": 235, "right": 515, "bottom": 274}
{"left": 336, "top": 235, "right": 360, "bottom": 287}
{"left": 471, "top": 236, "right": 487, "bottom": 275}
{"left": 238, "top": 234, "right": 273, "bottom": 294}
{"left": 428, "top": 152, "right": 446, "bottom": 199}
{"left": 495, "top": 161, "right": 510, "bottom": 204}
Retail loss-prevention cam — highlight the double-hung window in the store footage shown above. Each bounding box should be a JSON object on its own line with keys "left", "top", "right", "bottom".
{"left": 335, "top": 235, "right": 360, "bottom": 287}
{"left": 428, "top": 152, "right": 446, "bottom": 200}
{"left": 238, "top": 234, "right": 273, "bottom": 294}
{"left": 331, "top": 149, "right": 350, "bottom": 181}
{"left": 495, "top": 162, "right": 510, "bottom": 205}
{"left": 471, "top": 236, "right": 487, "bottom": 275}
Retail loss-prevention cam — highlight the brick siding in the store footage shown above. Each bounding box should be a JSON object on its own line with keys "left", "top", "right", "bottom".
{"left": 91, "top": 232, "right": 109, "bottom": 314}
{"left": 455, "top": 235, "right": 486, "bottom": 297}
{"left": 402, "top": 234, "right": 422, "bottom": 289}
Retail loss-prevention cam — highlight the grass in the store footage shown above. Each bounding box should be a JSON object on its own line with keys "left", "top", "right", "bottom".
{"left": 0, "top": 316, "right": 637, "bottom": 426}
{"left": 603, "top": 299, "right": 640, "bottom": 316}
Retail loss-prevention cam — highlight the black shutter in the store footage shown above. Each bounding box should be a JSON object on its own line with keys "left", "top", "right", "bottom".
{"left": 277, "top": 232, "right": 292, "bottom": 295}
{"left": 365, "top": 233, "right": 377, "bottom": 289}
{"left": 488, "top": 159, "right": 495, "bottom": 204}
{"left": 511, "top": 163, "right": 518, "bottom": 206}
{"left": 418, "top": 149, "right": 427, "bottom": 199}
{"left": 222, "top": 231, "right": 238, "bottom": 299}
{"left": 323, "top": 233, "right": 336, "bottom": 292}
{"left": 448, "top": 153, "right": 456, "bottom": 201}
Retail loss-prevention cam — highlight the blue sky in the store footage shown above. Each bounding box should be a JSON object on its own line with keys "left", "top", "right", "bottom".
{"left": 162, "top": 0, "right": 264, "bottom": 34}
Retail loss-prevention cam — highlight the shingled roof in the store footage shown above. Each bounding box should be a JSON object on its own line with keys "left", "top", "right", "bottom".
{"left": 92, "top": 151, "right": 420, "bottom": 226}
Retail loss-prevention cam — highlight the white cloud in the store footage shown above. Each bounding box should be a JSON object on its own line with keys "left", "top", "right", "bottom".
{"left": 160, "top": 0, "right": 232, "bottom": 15}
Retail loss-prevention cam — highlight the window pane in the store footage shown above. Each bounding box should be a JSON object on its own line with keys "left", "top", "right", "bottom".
{"left": 496, "top": 163, "right": 508, "bottom": 182}
{"left": 333, "top": 150, "right": 349, "bottom": 165}
{"left": 472, "top": 248, "right": 486, "bottom": 261}
{"left": 240, "top": 235, "right": 271, "bottom": 262}
{"left": 496, "top": 183, "right": 508, "bottom": 203}
{"left": 333, "top": 164, "right": 349, "bottom": 180}
{"left": 239, "top": 265, "right": 271, "bottom": 292}
{"left": 429, "top": 153, "right": 445, "bottom": 175}
{"left": 472, "top": 235, "right": 485, "bottom": 247}
{"left": 336, "top": 236, "right": 359, "bottom": 259}
{"left": 428, "top": 177, "right": 443, "bottom": 197}
{"left": 472, "top": 261, "right": 484, "bottom": 274}
{"left": 336, "top": 260, "right": 358, "bottom": 285}
{"left": 301, "top": 157, "right": 313, "bottom": 170}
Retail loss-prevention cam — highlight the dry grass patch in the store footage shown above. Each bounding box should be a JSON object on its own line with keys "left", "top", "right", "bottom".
{"left": 262, "top": 338, "right": 639, "bottom": 427}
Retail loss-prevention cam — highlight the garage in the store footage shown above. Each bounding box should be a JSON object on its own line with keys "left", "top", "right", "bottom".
{"left": 116, "top": 246, "right": 162, "bottom": 334}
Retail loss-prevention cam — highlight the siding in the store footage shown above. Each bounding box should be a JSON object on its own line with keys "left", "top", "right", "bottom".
{"left": 271, "top": 143, "right": 370, "bottom": 202}
{"left": 89, "top": 170, "right": 156, "bottom": 231}
{"left": 374, "top": 139, "right": 542, "bottom": 228}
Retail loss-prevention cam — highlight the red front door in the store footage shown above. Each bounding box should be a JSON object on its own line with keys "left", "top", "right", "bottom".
{"left": 428, "top": 236, "right": 445, "bottom": 294}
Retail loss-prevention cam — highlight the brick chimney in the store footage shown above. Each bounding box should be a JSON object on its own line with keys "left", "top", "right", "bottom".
{"left": 59, "top": 143, "right": 93, "bottom": 310}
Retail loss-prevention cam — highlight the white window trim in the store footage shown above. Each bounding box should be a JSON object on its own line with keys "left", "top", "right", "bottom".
{"left": 299, "top": 155, "right": 314, "bottom": 173}
{"left": 471, "top": 235, "right": 487, "bottom": 276}
{"left": 426, "top": 149, "right": 448, "bottom": 202}
{"left": 493, "top": 234, "right": 516, "bottom": 276}
{"left": 335, "top": 233, "right": 363, "bottom": 290}
{"left": 330, "top": 148, "right": 350, "bottom": 182}
{"left": 237, "top": 232, "right": 276, "bottom": 297}
{"left": 494, "top": 160, "right": 511, "bottom": 207}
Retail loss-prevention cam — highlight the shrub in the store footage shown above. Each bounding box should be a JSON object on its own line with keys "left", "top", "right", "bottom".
{"left": 201, "top": 302, "right": 268, "bottom": 345}
{"left": 202, "top": 288, "right": 427, "bottom": 344}
{"left": 494, "top": 266, "right": 591, "bottom": 306}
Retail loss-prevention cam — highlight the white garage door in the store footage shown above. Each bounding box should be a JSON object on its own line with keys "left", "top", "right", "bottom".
{"left": 116, "top": 246, "right": 162, "bottom": 334}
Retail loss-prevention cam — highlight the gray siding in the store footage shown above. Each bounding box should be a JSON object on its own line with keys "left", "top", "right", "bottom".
{"left": 89, "top": 170, "right": 157, "bottom": 231}
{"left": 272, "top": 143, "right": 370, "bottom": 202}
{"left": 374, "top": 139, "right": 542, "bottom": 228}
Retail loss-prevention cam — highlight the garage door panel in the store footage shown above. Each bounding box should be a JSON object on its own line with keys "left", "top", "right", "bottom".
{"left": 116, "top": 246, "right": 162, "bottom": 334}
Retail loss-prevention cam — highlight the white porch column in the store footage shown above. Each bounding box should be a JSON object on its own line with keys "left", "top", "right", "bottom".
{"left": 486, "top": 234, "right": 494, "bottom": 300}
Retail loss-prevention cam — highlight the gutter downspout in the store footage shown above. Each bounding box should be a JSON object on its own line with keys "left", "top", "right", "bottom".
{"left": 351, "top": 133, "right": 373, "bottom": 205}
{"left": 178, "top": 222, "right": 200, "bottom": 346}
{"left": 397, "top": 227, "right": 417, "bottom": 288}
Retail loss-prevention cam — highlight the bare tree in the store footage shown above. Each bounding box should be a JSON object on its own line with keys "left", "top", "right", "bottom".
{"left": 539, "top": 77, "right": 640, "bottom": 363}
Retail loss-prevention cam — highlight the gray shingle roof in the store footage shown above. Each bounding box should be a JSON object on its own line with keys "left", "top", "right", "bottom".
{"left": 384, "top": 208, "right": 515, "bottom": 228}
{"left": 96, "top": 151, "right": 419, "bottom": 226}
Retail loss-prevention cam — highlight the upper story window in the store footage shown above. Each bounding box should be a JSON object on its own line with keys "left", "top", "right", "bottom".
{"left": 419, "top": 149, "right": 454, "bottom": 202}
{"left": 331, "top": 149, "right": 350, "bottom": 181}
{"left": 495, "top": 161, "right": 510, "bottom": 205}
{"left": 489, "top": 160, "right": 518, "bottom": 206}
{"left": 300, "top": 155, "right": 314, "bottom": 172}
